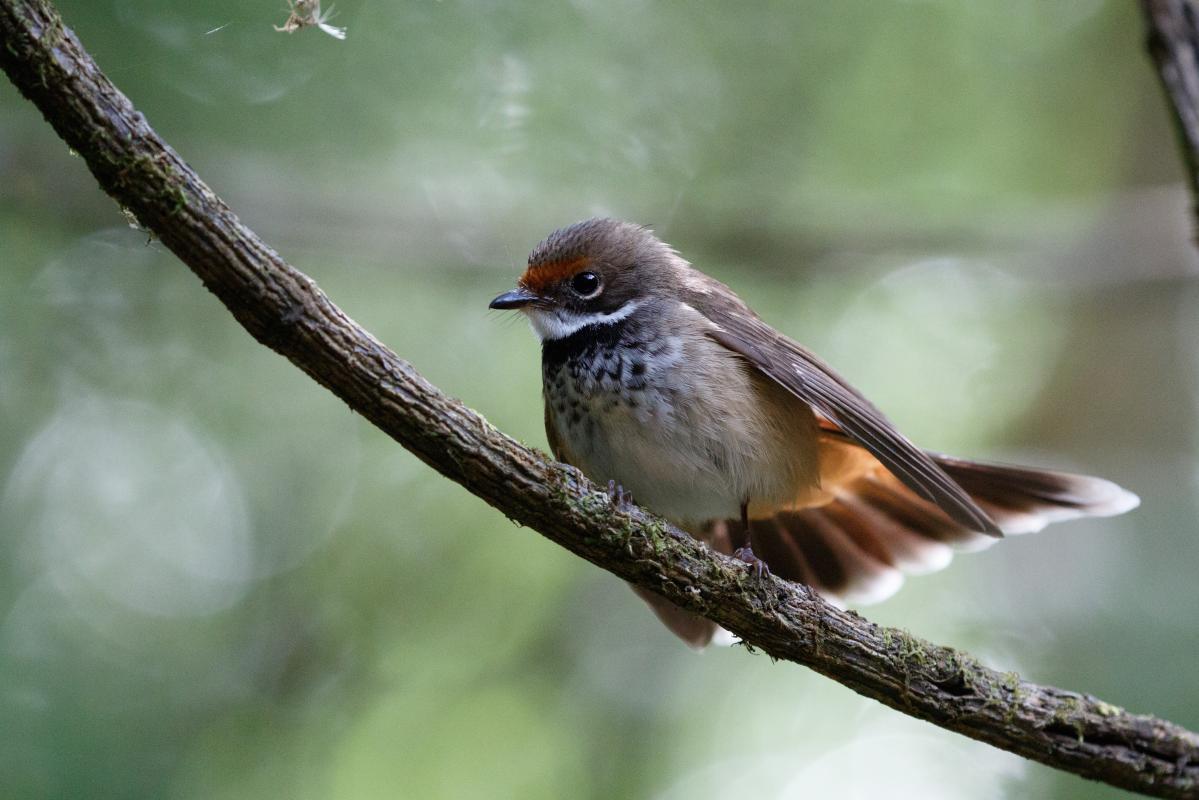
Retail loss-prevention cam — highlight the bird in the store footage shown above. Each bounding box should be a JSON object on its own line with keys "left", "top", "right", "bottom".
{"left": 489, "top": 218, "right": 1140, "bottom": 647}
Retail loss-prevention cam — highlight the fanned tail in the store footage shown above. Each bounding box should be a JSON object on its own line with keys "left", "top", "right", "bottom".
{"left": 933, "top": 455, "right": 1140, "bottom": 535}
{"left": 642, "top": 452, "right": 1138, "bottom": 648}
{"left": 735, "top": 455, "right": 1139, "bottom": 610}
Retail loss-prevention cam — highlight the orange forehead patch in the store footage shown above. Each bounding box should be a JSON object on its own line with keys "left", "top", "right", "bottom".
{"left": 519, "top": 256, "right": 591, "bottom": 294}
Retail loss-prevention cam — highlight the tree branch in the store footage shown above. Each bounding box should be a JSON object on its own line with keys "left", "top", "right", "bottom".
{"left": 2, "top": 2, "right": 1197, "bottom": 797}
{"left": 1145, "top": 0, "right": 1199, "bottom": 220}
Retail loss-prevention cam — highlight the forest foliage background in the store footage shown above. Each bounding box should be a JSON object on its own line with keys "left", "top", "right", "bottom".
{"left": 1, "top": 2, "right": 1196, "bottom": 798}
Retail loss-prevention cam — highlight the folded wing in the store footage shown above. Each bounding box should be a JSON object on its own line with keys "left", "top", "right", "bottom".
{"left": 685, "top": 279, "right": 1002, "bottom": 535}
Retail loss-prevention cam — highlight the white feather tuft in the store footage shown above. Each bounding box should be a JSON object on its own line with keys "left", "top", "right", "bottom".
{"left": 524, "top": 300, "right": 643, "bottom": 342}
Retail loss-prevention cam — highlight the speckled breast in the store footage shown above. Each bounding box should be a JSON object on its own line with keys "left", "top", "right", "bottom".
{"left": 539, "top": 312, "right": 750, "bottom": 525}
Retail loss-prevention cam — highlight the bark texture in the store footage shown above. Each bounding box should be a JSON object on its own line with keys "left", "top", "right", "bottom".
{"left": 2, "top": 1, "right": 1198, "bottom": 796}
{"left": 1145, "top": 0, "right": 1199, "bottom": 209}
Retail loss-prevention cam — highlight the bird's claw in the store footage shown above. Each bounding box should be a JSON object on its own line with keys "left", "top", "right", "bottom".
{"left": 607, "top": 480, "right": 634, "bottom": 510}
{"left": 734, "top": 545, "right": 771, "bottom": 579}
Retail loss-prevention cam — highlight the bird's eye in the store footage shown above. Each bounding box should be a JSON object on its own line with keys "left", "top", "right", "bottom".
{"left": 570, "top": 271, "right": 601, "bottom": 297}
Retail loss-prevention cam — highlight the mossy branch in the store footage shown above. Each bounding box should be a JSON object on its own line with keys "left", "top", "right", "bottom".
{"left": 2, "top": 1, "right": 1197, "bottom": 797}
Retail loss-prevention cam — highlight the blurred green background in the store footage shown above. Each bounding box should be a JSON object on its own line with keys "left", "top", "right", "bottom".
{"left": 2, "top": 1, "right": 1197, "bottom": 798}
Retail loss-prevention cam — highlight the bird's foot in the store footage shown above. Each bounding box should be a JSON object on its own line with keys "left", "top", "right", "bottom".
{"left": 607, "top": 479, "right": 634, "bottom": 510}
{"left": 734, "top": 544, "right": 771, "bottom": 579}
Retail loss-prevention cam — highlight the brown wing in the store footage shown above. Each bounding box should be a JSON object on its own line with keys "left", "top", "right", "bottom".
{"left": 683, "top": 277, "right": 1001, "bottom": 536}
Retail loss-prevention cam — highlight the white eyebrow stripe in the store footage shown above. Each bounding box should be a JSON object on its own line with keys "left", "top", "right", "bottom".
{"left": 526, "top": 300, "right": 643, "bottom": 342}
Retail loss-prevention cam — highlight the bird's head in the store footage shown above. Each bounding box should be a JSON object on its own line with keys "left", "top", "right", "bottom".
{"left": 489, "top": 218, "right": 681, "bottom": 341}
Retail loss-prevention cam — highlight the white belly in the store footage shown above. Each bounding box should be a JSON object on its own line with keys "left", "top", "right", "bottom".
{"left": 546, "top": 330, "right": 818, "bottom": 528}
{"left": 566, "top": 402, "right": 747, "bottom": 524}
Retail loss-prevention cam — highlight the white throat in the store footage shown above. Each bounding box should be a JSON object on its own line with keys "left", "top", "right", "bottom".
{"left": 525, "top": 300, "right": 642, "bottom": 342}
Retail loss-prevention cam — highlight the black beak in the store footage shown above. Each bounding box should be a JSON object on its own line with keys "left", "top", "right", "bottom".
{"left": 489, "top": 287, "right": 538, "bottom": 310}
